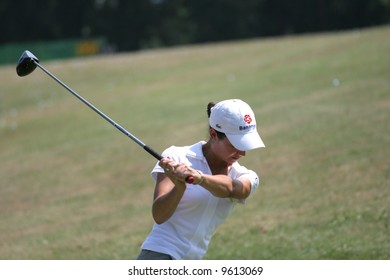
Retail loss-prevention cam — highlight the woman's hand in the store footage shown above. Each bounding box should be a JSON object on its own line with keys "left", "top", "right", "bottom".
{"left": 159, "top": 157, "right": 197, "bottom": 184}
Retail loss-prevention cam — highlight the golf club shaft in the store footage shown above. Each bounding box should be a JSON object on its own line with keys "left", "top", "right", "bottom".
{"left": 35, "top": 61, "right": 162, "bottom": 160}
{"left": 33, "top": 61, "right": 194, "bottom": 183}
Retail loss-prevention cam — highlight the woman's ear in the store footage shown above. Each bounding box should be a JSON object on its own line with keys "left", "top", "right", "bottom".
{"left": 209, "top": 128, "right": 218, "bottom": 140}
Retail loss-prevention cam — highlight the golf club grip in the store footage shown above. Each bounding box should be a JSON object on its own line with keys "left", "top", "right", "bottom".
{"left": 143, "top": 146, "right": 194, "bottom": 183}
{"left": 143, "top": 145, "right": 163, "bottom": 161}
{"left": 185, "top": 176, "right": 195, "bottom": 184}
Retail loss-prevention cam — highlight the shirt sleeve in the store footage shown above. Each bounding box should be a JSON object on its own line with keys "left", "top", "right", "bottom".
{"left": 241, "top": 169, "right": 260, "bottom": 194}
{"left": 151, "top": 146, "right": 181, "bottom": 182}
{"left": 229, "top": 163, "right": 260, "bottom": 204}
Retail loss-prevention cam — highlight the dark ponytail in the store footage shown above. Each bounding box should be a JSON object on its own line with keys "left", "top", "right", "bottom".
{"left": 207, "top": 102, "right": 215, "bottom": 118}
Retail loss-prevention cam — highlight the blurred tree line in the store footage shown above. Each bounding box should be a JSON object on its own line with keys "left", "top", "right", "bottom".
{"left": 1, "top": 0, "right": 389, "bottom": 52}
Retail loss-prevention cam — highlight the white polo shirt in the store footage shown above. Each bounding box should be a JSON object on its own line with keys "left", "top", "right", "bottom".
{"left": 140, "top": 141, "right": 260, "bottom": 260}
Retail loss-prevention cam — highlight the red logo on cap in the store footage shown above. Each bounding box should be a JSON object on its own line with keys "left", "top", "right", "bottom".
{"left": 244, "top": 114, "right": 252, "bottom": 124}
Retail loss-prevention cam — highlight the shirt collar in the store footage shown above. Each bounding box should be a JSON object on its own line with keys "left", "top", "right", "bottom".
{"left": 186, "top": 141, "right": 207, "bottom": 161}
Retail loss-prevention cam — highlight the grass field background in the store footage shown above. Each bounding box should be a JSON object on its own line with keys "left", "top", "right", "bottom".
{"left": 0, "top": 26, "right": 389, "bottom": 259}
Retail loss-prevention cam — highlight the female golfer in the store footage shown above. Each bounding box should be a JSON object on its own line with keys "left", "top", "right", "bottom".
{"left": 137, "top": 99, "right": 265, "bottom": 260}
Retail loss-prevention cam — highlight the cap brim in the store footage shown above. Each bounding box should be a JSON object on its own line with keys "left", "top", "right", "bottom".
{"left": 226, "top": 130, "right": 265, "bottom": 151}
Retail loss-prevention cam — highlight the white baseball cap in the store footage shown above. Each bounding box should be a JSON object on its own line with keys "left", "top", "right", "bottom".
{"left": 209, "top": 99, "right": 265, "bottom": 151}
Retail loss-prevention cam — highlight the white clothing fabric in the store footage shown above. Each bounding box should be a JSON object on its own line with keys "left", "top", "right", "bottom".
{"left": 140, "top": 141, "right": 259, "bottom": 260}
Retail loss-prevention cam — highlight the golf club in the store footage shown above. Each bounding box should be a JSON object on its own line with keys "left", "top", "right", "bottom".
{"left": 16, "top": 50, "right": 194, "bottom": 183}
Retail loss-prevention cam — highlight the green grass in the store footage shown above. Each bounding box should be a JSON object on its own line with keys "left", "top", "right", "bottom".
{"left": 0, "top": 26, "right": 389, "bottom": 259}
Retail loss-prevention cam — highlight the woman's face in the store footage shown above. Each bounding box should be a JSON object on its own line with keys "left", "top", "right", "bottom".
{"left": 212, "top": 132, "right": 246, "bottom": 165}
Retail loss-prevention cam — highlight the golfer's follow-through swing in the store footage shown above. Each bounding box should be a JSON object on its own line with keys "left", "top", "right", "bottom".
{"left": 16, "top": 50, "right": 194, "bottom": 184}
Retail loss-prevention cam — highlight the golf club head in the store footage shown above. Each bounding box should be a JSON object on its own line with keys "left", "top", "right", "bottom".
{"left": 16, "top": 50, "right": 39, "bottom": 77}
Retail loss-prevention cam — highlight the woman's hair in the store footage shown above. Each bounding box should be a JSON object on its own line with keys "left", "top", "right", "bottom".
{"left": 207, "top": 102, "right": 226, "bottom": 140}
{"left": 207, "top": 102, "right": 215, "bottom": 118}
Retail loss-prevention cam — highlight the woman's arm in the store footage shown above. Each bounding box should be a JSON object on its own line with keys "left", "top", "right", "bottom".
{"left": 152, "top": 158, "right": 253, "bottom": 224}
{"left": 152, "top": 158, "right": 188, "bottom": 224}
{"left": 152, "top": 173, "right": 187, "bottom": 224}
{"left": 196, "top": 173, "right": 252, "bottom": 199}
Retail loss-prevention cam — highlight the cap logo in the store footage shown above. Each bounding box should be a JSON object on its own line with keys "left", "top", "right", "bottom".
{"left": 244, "top": 114, "right": 252, "bottom": 124}
{"left": 216, "top": 124, "right": 222, "bottom": 129}
{"left": 239, "top": 124, "right": 255, "bottom": 131}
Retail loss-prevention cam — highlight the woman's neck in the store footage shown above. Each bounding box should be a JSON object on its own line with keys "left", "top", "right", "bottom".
{"left": 202, "top": 142, "right": 230, "bottom": 175}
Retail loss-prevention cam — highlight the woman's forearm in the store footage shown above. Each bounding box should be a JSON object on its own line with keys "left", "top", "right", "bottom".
{"left": 198, "top": 174, "right": 251, "bottom": 199}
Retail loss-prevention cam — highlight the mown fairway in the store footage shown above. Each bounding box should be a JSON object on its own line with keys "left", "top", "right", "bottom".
{"left": 0, "top": 26, "right": 389, "bottom": 259}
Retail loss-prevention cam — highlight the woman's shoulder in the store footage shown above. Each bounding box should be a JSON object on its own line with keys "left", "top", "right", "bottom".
{"left": 231, "top": 162, "right": 257, "bottom": 177}
{"left": 162, "top": 141, "right": 205, "bottom": 162}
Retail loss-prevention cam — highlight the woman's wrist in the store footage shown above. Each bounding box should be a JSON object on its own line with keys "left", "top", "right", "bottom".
{"left": 196, "top": 170, "right": 205, "bottom": 185}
